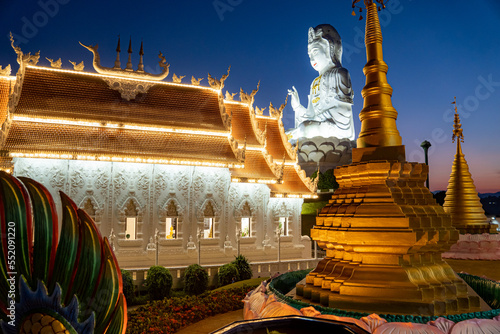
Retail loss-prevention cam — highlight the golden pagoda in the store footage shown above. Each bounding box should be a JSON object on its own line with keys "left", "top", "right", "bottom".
{"left": 443, "top": 99, "right": 495, "bottom": 234}
{"left": 296, "top": 0, "right": 485, "bottom": 316}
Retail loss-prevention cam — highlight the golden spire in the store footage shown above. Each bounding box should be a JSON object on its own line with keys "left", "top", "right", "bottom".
{"left": 137, "top": 40, "right": 145, "bottom": 72}
{"left": 443, "top": 98, "right": 492, "bottom": 234}
{"left": 451, "top": 97, "right": 463, "bottom": 144}
{"left": 126, "top": 37, "right": 133, "bottom": 71}
{"left": 114, "top": 35, "right": 121, "bottom": 69}
{"left": 352, "top": 0, "right": 405, "bottom": 162}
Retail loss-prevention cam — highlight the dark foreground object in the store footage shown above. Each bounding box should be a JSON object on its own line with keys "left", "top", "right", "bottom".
{"left": 211, "top": 315, "right": 369, "bottom": 334}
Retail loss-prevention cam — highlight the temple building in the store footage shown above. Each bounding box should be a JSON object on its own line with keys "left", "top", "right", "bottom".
{"left": 0, "top": 36, "right": 317, "bottom": 268}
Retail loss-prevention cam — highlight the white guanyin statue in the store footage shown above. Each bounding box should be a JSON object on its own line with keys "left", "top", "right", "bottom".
{"left": 287, "top": 24, "right": 354, "bottom": 142}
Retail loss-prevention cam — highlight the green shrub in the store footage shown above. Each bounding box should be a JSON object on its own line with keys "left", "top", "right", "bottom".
{"left": 129, "top": 294, "right": 149, "bottom": 306}
{"left": 171, "top": 289, "right": 188, "bottom": 298}
{"left": 184, "top": 264, "right": 209, "bottom": 295}
{"left": 121, "top": 269, "right": 135, "bottom": 304}
{"left": 218, "top": 263, "right": 239, "bottom": 287}
{"left": 231, "top": 255, "right": 252, "bottom": 281}
{"left": 145, "top": 266, "right": 173, "bottom": 301}
{"left": 271, "top": 269, "right": 312, "bottom": 294}
{"left": 311, "top": 169, "right": 339, "bottom": 191}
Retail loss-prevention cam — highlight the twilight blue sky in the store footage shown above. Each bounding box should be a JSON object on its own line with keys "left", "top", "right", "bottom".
{"left": 1, "top": 0, "right": 499, "bottom": 192}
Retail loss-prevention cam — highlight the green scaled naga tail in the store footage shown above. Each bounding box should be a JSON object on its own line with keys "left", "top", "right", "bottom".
{"left": 0, "top": 171, "right": 127, "bottom": 333}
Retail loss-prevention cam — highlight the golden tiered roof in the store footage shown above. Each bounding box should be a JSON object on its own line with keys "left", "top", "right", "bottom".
{"left": 3, "top": 66, "right": 242, "bottom": 168}
{"left": 0, "top": 40, "right": 316, "bottom": 197}
{"left": 16, "top": 67, "right": 228, "bottom": 131}
{"left": 255, "top": 110, "right": 316, "bottom": 196}
{"left": 268, "top": 164, "right": 316, "bottom": 197}
{"left": 443, "top": 99, "right": 493, "bottom": 234}
{"left": 225, "top": 101, "right": 281, "bottom": 183}
{"left": 256, "top": 113, "right": 297, "bottom": 161}
{"left": 6, "top": 121, "right": 238, "bottom": 165}
{"left": 0, "top": 78, "right": 11, "bottom": 124}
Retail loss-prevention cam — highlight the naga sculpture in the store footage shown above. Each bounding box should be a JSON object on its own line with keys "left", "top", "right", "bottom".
{"left": 0, "top": 172, "right": 126, "bottom": 333}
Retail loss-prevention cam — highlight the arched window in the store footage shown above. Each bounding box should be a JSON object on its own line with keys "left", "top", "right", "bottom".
{"left": 203, "top": 202, "right": 215, "bottom": 239}
{"left": 278, "top": 217, "right": 289, "bottom": 236}
{"left": 273, "top": 202, "right": 293, "bottom": 238}
{"left": 124, "top": 199, "right": 138, "bottom": 240}
{"left": 240, "top": 202, "right": 252, "bottom": 238}
{"left": 165, "top": 201, "right": 178, "bottom": 239}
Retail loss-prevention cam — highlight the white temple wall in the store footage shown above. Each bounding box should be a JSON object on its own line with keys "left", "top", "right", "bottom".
{"left": 13, "top": 158, "right": 311, "bottom": 268}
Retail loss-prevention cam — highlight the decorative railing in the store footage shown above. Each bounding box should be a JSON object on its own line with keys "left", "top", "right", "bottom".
{"left": 126, "top": 258, "right": 320, "bottom": 291}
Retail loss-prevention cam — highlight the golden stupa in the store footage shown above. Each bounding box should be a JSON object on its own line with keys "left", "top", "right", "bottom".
{"left": 443, "top": 100, "right": 495, "bottom": 234}
{"left": 296, "top": 0, "right": 486, "bottom": 316}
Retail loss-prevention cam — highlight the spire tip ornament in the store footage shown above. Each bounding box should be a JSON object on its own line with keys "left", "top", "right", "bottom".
{"left": 351, "top": 0, "right": 386, "bottom": 17}
{"left": 125, "top": 37, "right": 133, "bottom": 71}
{"left": 114, "top": 35, "right": 121, "bottom": 69}
{"left": 451, "top": 97, "right": 464, "bottom": 143}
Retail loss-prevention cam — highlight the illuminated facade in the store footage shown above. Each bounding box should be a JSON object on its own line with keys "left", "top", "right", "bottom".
{"left": 0, "top": 38, "right": 317, "bottom": 268}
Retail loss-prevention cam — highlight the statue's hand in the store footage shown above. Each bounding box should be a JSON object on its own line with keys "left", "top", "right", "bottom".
{"left": 287, "top": 86, "right": 301, "bottom": 110}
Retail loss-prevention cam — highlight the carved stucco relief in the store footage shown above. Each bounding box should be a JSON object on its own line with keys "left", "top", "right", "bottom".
{"left": 79, "top": 192, "right": 103, "bottom": 227}
{"left": 11, "top": 158, "right": 306, "bottom": 263}
{"left": 69, "top": 168, "right": 85, "bottom": 198}
{"left": 154, "top": 170, "right": 168, "bottom": 198}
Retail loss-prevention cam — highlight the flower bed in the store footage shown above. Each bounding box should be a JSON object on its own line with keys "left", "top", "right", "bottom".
{"left": 127, "top": 285, "right": 257, "bottom": 334}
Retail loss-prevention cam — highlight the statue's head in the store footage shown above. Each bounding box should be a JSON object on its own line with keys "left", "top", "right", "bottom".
{"left": 308, "top": 24, "right": 343, "bottom": 73}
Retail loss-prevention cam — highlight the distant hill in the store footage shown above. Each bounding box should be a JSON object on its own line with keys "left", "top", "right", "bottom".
{"left": 479, "top": 192, "right": 500, "bottom": 199}
{"left": 432, "top": 191, "right": 500, "bottom": 198}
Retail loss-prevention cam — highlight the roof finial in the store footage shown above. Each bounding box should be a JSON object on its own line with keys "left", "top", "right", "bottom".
{"left": 80, "top": 39, "right": 170, "bottom": 80}
{"left": 351, "top": 0, "right": 386, "bottom": 19}
{"left": 125, "top": 36, "right": 133, "bottom": 71}
{"left": 114, "top": 35, "right": 121, "bottom": 69}
{"left": 451, "top": 97, "right": 464, "bottom": 144}
{"left": 137, "top": 40, "right": 144, "bottom": 72}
